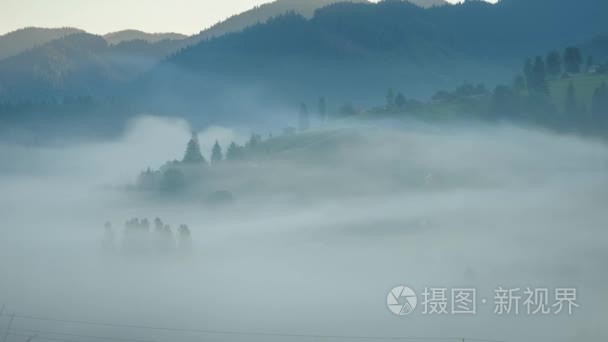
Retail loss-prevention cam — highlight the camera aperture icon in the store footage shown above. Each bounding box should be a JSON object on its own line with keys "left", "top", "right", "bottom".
{"left": 387, "top": 286, "right": 417, "bottom": 315}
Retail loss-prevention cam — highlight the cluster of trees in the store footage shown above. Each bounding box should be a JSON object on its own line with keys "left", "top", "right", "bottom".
{"left": 365, "top": 45, "right": 608, "bottom": 135}
{"left": 497, "top": 46, "right": 608, "bottom": 121}
{"left": 181, "top": 131, "right": 261, "bottom": 166}
{"left": 591, "top": 83, "right": 608, "bottom": 122}
{"left": 385, "top": 88, "right": 422, "bottom": 111}
{"left": 103, "top": 217, "right": 192, "bottom": 254}
{"left": 431, "top": 83, "right": 488, "bottom": 103}
{"left": 297, "top": 97, "right": 329, "bottom": 132}
{"left": 521, "top": 47, "right": 599, "bottom": 96}
{"left": 136, "top": 131, "right": 270, "bottom": 194}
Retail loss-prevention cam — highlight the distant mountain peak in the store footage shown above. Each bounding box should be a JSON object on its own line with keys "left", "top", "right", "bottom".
{"left": 188, "top": 0, "right": 369, "bottom": 45}
{"left": 405, "top": 0, "right": 449, "bottom": 8}
{"left": 0, "top": 27, "right": 84, "bottom": 60}
{"left": 103, "top": 30, "right": 187, "bottom": 45}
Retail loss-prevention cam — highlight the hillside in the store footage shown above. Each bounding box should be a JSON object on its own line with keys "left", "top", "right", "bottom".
{"left": 187, "top": 0, "right": 370, "bottom": 44}
{"left": 103, "top": 30, "right": 187, "bottom": 45}
{"left": 146, "top": 0, "right": 607, "bottom": 111}
{"left": 550, "top": 73, "right": 608, "bottom": 111}
{"left": 0, "top": 32, "right": 184, "bottom": 100}
{"left": 0, "top": 27, "right": 84, "bottom": 60}
{"left": 407, "top": 0, "right": 448, "bottom": 7}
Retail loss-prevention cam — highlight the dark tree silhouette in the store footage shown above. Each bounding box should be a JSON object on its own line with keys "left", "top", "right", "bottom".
{"left": 586, "top": 56, "right": 594, "bottom": 72}
{"left": 159, "top": 168, "right": 186, "bottom": 193}
{"left": 524, "top": 58, "right": 534, "bottom": 89}
{"left": 211, "top": 140, "right": 223, "bottom": 164}
{"left": 298, "top": 103, "right": 310, "bottom": 132}
{"left": 546, "top": 50, "right": 562, "bottom": 77}
{"left": 226, "top": 142, "right": 244, "bottom": 160}
{"left": 247, "top": 133, "right": 262, "bottom": 148}
{"left": 564, "top": 47, "right": 583, "bottom": 74}
{"left": 565, "top": 82, "right": 579, "bottom": 118}
{"left": 513, "top": 75, "right": 526, "bottom": 95}
{"left": 530, "top": 56, "right": 549, "bottom": 95}
{"left": 591, "top": 82, "right": 608, "bottom": 123}
{"left": 386, "top": 88, "right": 395, "bottom": 109}
{"left": 395, "top": 92, "right": 406, "bottom": 108}
{"left": 183, "top": 132, "right": 206, "bottom": 164}
{"left": 318, "top": 96, "right": 327, "bottom": 123}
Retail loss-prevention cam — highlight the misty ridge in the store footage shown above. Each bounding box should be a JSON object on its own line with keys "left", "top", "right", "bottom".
{"left": 0, "top": 0, "right": 608, "bottom": 342}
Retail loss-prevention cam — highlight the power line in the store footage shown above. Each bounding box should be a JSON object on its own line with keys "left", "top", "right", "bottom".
{"left": 6, "top": 332, "right": 77, "bottom": 342}
{"left": 2, "top": 313, "right": 504, "bottom": 342}
{"left": 8, "top": 328, "right": 159, "bottom": 342}
{"left": 2, "top": 313, "right": 14, "bottom": 342}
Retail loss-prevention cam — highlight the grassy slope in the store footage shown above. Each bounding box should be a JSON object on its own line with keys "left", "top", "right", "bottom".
{"left": 550, "top": 73, "right": 608, "bottom": 111}
{"left": 356, "top": 73, "right": 608, "bottom": 121}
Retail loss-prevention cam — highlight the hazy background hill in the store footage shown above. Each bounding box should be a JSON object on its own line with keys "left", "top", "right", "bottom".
{"left": 188, "top": 0, "right": 447, "bottom": 45}
{"left": 1, "top": 0, "right": 608, "bottom": 136}
{"left": 187, "top": 0, "right": 370, "bottom": 45}
{"left": 139, "top": 0, "right": 607, "bottom": 124}
{"left": 0, "top": 27, "right": 83, "bottom": 60}
{"left": 0, "top": 32, "right": 185, "bottom": 100}
{"left": 103, "top": 30, "right": 187, "bottom": 45}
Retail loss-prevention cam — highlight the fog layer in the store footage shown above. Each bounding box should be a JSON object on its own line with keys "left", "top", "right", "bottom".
{"left": 0, "top": 116, "right": 606, "bottom": 342}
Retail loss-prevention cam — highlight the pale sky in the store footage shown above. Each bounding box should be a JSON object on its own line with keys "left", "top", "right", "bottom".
{"left": 0, "top": 0, "right": 493, "bottom": 36}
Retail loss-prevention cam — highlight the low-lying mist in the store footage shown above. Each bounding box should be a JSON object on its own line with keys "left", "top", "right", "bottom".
{"left": 0, "top": 116, "right": 606, "bottom": 342}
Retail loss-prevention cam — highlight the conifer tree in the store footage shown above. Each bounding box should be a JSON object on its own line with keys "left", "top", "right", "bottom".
{"left": 211, "top": 140, "right": 223, "bottom": 164}
{"left": 386, "top": 88, "right": 395, "bottom": 109}
{"left": 546, "top": 51, "right": 562, "bottom": 77}
{"left": 183, "top": 132, "right": 206, "bottom": 164}
{"left": 531, "top": 56, "right": 549, "bottom": 95}
{"left": 395, "top": 92, "right": 406, "bottom": 108}
{"left": 591, "top": 82, "right": 608, "bottom": 122}
{"left": 298, "top": 103, "right": 310, "bottom": 132}
{"left": 318, "top": 96, "right": 327, "bottom": 123}
{"left": 564, "top": 47, "right": 583, "bottom": 74}
{"left": 226, "top": 142, "right": 242, "bottom": 161}
{"left": 565, "top": 82, "right": 578, "bottom": 118}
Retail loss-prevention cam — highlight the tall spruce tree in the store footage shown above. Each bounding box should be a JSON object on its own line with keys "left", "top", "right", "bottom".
{"left": 211, "top": 140, "right": 223, "bottom": 164}
{"left": 565, "top": 82, "right": 578, "bottom": 118}
{"left": 564, "top": 47, "right": 583, "bottom": 74}
{"left": 524, "top": 58, "right": 534, "bottom": 91}
{"left": 395, "top": 92, "right": 406, "bottom": 108}
{"left": 531, "top": 56, "right": 549, "bottom": 95}
{"left": 586, "top": 56, "right": 594, "bottom": 72}
{"left": 298, "top": 103, "right": 310, "bottom": 132}
{"left": 386, "top": 88, "right": 395, "bottom": 109}
{"left": 226, "top": 142, "right": 242, "bottom": 161}
{"left": 591, "top": 82, "right": 608, "bottom": 122}
{"left": 318, "top": 96, "right": 327, "bottom": 123}
{"left": 546, "top": 51, "right": 562, "bottom": 77}
{"left": 183, "top": 132, "right": 206, "bottom": 164}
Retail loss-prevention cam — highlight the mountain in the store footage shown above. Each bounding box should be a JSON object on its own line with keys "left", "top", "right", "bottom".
{"left": 407, "top": 0, "right": 448, "bottom": 8}
{"left": 150, "top": 0, "right": 608, "bottom": 104}
{"left": 2, "top": 0, "right": 608, "bottom": 112}
{"left": 187, "top": 0, "right": 370, "bottom": 44}
{"left": 0, "top": 27, "right": 84, "bottom": 60}
{"left": 103, "top": 30, "right": 187, "bottom": 45}
{"left": 0, "top": 32, "right": 184, "bottom": 100}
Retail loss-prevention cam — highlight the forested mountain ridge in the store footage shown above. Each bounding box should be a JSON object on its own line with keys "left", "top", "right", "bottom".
{"left": 1, "top": 0, "right": 607, "bottom": 109}
{"left": 0, "top": 32, "right": 184, "bottom": 100}
{"left": 0, "top": 27, "right": 84, "bottom": 60}
{"left": 186, "top": 0, "right": 370, "bottom": 45}
{"left": 103, "top": 30, "right": 187, "bottom": 45}
{"left": 143, "top": 0, "right": 608, "bottom": 110}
